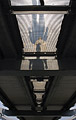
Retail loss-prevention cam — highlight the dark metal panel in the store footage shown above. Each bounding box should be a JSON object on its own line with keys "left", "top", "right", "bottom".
{"left": 2, "top": 110, "right": 75, "bottom": 117}
{"left": 0, "top": 0, "right": 23, "bottom": 58}
{"left": 24, "top": 77, "right": 37, "bottom": 107}
{"left": 0, "top": 4, "right": 17, "bottom": 58}
{"left": 0, "top": 88, "right": 16, "bottom": 110}
{"left": 0, "top": 88, "right": 25, "bottom": 120}
{"left": 71, "top": 0, "right": 76, "bottom": 14}
{"left": 57, "top": 0, "right": 76, "bottom": 58}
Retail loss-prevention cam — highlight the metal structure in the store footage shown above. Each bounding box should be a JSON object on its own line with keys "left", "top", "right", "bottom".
{"left": 0, "top": 0, "right": 76, "bottom": 120}
{"left": 11, "top": 5, "right": 70, "bottom": 14}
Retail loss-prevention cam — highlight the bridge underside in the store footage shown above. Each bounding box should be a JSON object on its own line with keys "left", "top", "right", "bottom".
{"left": 0, "top": 0, "right": 76, "bottom": 120}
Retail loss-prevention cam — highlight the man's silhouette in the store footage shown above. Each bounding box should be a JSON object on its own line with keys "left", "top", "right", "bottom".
{"left": 39, "top": 0, "right": 44, "bottom": 6}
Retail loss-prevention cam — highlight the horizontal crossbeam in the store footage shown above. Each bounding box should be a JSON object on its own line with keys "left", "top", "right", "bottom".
{"left": 11, "top": 5, "right": 70, "bottom": 14}
{"left": 2, "top": 110, "right": 75, "bottom": 117}
{"left": 23, "top": 52, "right": 56, "bottom": 57}
{"left": 0, "top": 58, "right": 76, "bottom": 76}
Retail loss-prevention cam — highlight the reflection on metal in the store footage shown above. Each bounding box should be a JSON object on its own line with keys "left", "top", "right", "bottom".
{"left": 31, "top": 79, "right": 48, "bottom": 107}
{"left": 16, "top": 13, "right": 64, "bottom": 52}
{"left": 11, "top": 0, "right": 65, "bottom": 52}
{"left": 10, "top": 0, "right": 70, "bottom": 52}
{"left": 12, "top": 11, "right": 68, "bottom": 14}
{"left": 35, "top": 37, "right": 46, "bottom": 52}
{"left": 0, "top": 116, "right": 6, "bottom": 120}
{"left": 66, "top": 115, "right": 76, "bottom": 120}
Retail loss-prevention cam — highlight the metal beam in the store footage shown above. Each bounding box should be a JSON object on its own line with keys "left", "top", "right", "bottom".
{"left": 18, "top": 77, "right": 37, "bottom": 109}
{"left": 23, "top": 52, "right": 56, "bottom": 57}
{"left": 30, "top": 76, "right": 49, "bottom": 79}
{"left": 0, "top": 58, "right": 76, "bottom": 76}
{"left": 41, "top": 76, "right": 62, "bottom": 109}
{"left": 0, "top": 88, "right": 25, "bottom": 120}
{"left": 2, "top": 110, "right": 75, "bottom": 117}
{"left": 41, "top": 76, "right": 55, "bottom": 108}
{"left": 0, "top": 1, "right": 23, "bottom": 59}
{"left": 24, "top": 77, "right": 37, "bottom": 107}
{"left": 0, "top": 88, "right": 16, "bottom": 110}
{"left": 11, "top": 5, "right": 70, "bottom": 14}
{"left": 61, "top": 91, "right": 76, "bottom": 112}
